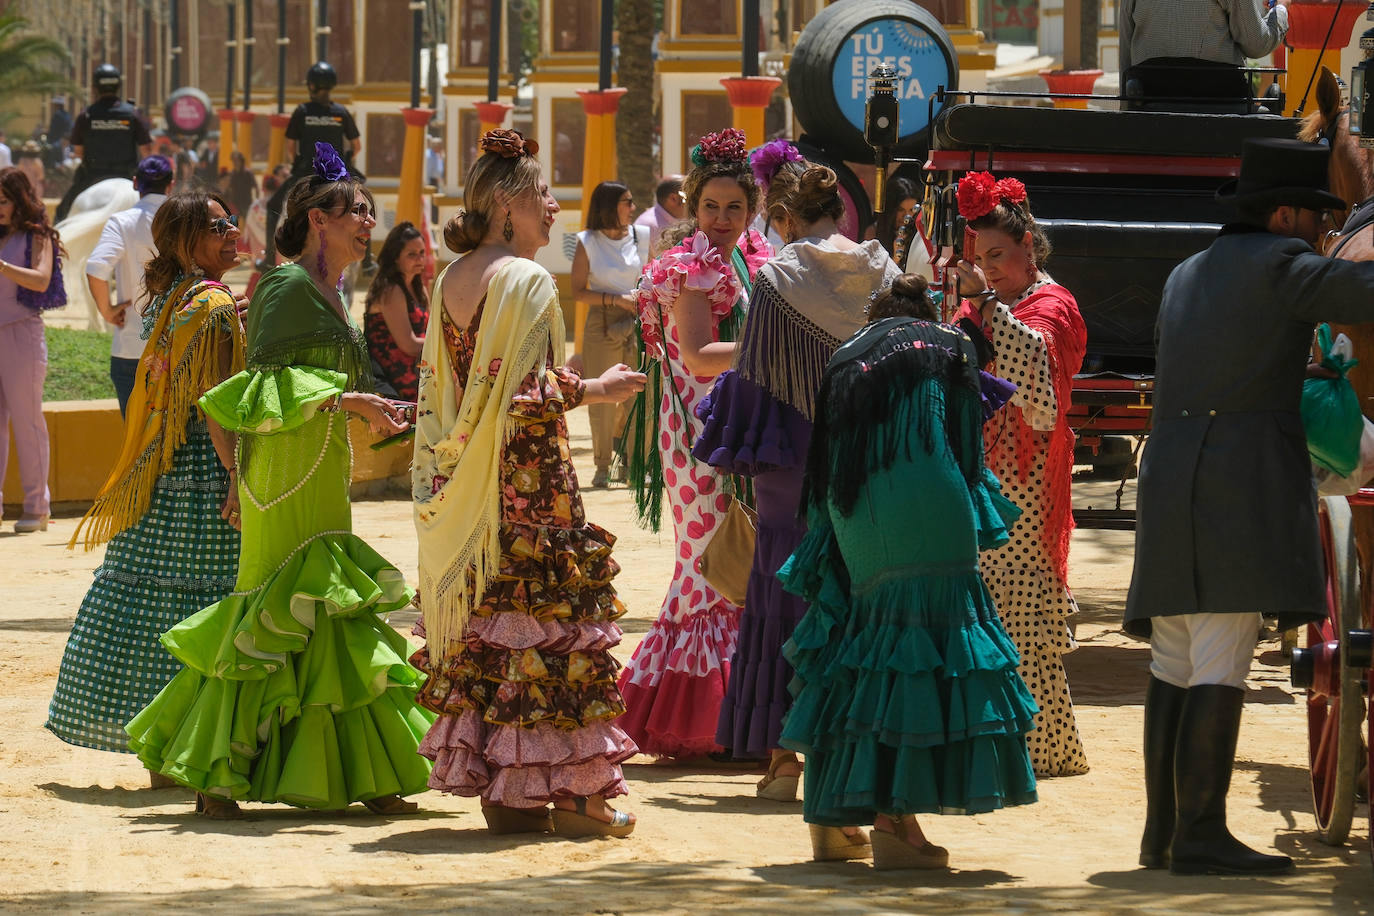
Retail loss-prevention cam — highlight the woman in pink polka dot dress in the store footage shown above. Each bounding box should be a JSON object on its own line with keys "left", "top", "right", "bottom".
{"left": 616, "top": 128, "right": 771, "bottom": 758}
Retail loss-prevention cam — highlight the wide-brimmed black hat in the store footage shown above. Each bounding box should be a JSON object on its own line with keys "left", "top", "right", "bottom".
{"left": 1216, "top": 137, "right": 1345, "bottom": 211}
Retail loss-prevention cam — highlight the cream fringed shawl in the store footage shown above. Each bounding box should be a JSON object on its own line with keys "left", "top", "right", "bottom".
{"left": 412, "top": 257, "right": 566, "bottom": 656}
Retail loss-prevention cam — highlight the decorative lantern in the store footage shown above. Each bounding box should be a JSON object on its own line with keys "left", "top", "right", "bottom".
{"left": 865, "top": 64, "right": 900, "bottom": 213}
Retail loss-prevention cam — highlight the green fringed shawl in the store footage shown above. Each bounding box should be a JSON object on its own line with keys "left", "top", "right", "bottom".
{"left": 621, "top": 246, "right": 753, "bottom": 532}
{"left": 247, "top": 262, "right": 374, "bottom": 391}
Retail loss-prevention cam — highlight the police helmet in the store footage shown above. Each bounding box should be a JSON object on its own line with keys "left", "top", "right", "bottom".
{"left": 94, "top": 63, "right": 121, "bottom": 94}
{"left": 306, "top": 61, "right": 338, "bottom": 91}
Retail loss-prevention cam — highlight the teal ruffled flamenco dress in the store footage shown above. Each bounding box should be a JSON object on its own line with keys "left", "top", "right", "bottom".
{"left": 126, "top": 365, "right": 434, "bottom": 808}
{"left": 777, "top": 323, "right": 1040, "bottom": 826}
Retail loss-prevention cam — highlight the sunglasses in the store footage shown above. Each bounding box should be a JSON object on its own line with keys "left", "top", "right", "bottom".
{"left": 345, "top": 201, "right": 375, "bottom": 219}
{"left": 208, "top": 215, "right": 239, "bottom": 235}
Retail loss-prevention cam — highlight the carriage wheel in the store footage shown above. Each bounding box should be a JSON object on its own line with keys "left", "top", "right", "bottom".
{"left": 1291, "top": 495, "right": 1365, "bottom": 845}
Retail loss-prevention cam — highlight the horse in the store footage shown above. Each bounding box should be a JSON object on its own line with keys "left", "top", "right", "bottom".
{"left": 1299, "top": 66, "right": 1374, "bottom": 587}
{"left": 52, "top": 177, "right": 139, "bottom": 331}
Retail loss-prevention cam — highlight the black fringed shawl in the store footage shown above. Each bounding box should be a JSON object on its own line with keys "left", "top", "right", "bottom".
{"left": 804, "top": 318, "right": 984, "bottom": 519}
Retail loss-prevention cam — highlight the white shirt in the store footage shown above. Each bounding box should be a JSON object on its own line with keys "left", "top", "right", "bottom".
{"left": 0, "top": 141, "right": 11, "bottom": 169}
{"left": 579, "top": 227, "right": 649, "bottom": 296}
{"left": 86, "top": 193, "right": 165, "bottom": 359}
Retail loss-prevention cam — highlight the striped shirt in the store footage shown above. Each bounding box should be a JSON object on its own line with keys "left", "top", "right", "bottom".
{"left": 1120, "top": 0, "right": 1289, "bottom": 73}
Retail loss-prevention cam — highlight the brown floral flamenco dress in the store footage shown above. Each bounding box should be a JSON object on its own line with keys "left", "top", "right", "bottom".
{"left": 411, "top": 306, "right": 636, "bottom": 805}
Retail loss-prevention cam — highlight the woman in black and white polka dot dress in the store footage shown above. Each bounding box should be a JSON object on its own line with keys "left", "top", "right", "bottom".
{"left": 955, "top": 172, "right": 1090, "bottom": 777}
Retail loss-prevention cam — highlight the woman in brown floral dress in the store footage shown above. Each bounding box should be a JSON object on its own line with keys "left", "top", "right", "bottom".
{"left": 411, "top": 129, "right": 646, "bottom": 838}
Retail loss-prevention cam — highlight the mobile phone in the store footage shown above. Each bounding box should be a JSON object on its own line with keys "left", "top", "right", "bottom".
{"left": 951, "top": 214, "right": 968, "bottom": 260}
{"left": 963, "top": 224, "right": 979, "bottom": 262}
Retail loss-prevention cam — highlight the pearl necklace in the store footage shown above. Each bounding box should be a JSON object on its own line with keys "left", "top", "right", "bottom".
{"left": 237, "top": 410, "right": 337, "bottom": 512}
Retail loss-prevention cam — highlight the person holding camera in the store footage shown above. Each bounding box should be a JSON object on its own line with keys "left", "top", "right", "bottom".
{"left": 952, "top": 171, "right": 1089, "bottom": 779}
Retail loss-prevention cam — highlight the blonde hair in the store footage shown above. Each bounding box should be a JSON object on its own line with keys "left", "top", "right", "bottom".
{"left": 444, "top": 152, "right": 544, "bottom": 253}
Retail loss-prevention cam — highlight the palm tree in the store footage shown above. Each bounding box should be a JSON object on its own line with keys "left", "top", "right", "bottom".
{"left": 616, "top": 0, "right": 657, "bottom": 217}
{"left": 0, "top": 11, "right": 73, "bottom": 130}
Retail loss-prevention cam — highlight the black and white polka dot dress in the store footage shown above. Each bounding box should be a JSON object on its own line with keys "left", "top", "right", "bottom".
{"left": 980, "top": 281, "right": 1090, "bottom": 777}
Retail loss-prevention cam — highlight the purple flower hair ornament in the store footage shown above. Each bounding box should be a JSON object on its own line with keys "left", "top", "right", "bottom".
{"left": 313, "top": 141, "right": 349, "bottom": 182}
{"left": 750, "top": 139, "right": 803, "bottom": 190}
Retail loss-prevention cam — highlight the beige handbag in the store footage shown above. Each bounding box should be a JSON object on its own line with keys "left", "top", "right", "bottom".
{"left": 697, "top": 497, "right": 758, "bottom": 606}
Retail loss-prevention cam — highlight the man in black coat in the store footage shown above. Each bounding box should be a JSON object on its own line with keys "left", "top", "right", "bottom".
{"left": 1127, "top": 138, "right": 1374, "bottom": 876}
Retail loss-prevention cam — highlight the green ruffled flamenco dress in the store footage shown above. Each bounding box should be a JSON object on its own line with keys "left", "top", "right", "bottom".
{"left": 127, "top": 262, "right": 434, "bottom": 808}
{"left": 777, "top": 318, "right": 1040, "bottom": 826}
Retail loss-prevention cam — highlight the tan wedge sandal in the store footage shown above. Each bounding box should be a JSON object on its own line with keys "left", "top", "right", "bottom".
{"left": 809, "top": 824, "right": 871, "bottom": 861}
{"left": 756, "top": 753, "right": 802, "bottom": 802}
{"left": 551, "top": 797, "right": 635, "bottom": 838}
{"left": 482, "top": 804, "right": 553, "bottom": 835}
{"left": 871, "top": 818, "right": 949, "bottom": 871}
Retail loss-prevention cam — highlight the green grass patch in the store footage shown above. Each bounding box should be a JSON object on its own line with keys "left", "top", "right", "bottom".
{"left": 44, "top": 326, "right": 115, "bottom": 402}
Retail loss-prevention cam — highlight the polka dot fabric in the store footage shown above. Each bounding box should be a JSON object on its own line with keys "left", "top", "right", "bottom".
{"left": 616, "top": 284, "right": 743, "bottom": 758}
{"left": 981, "top": 282, "right": 1089, "bottom": 777}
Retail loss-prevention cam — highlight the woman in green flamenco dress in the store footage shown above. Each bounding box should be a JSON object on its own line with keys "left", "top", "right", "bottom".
{"left": 127, "top": 144, "right": 434, "bottom": 818}
{"left": 777, "top": 275, "right": 1039, "bottom": 870}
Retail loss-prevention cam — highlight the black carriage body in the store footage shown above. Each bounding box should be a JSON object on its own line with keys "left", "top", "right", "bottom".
{"left": 923, "top": 102, "right": 1302, "bottom": 527}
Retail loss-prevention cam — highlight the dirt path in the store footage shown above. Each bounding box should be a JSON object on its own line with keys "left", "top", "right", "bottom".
{"left": 1, "top": 409, "right": 1370, "bottom": 914}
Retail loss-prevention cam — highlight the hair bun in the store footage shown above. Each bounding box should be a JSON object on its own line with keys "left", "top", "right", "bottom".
{"left": 444, "top": 209, "right": 487, "bottom": 254}
{"left": 892, "top": 273, "right": 929, "bottom": 300}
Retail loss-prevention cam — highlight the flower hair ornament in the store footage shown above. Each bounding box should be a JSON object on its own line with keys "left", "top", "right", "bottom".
{"left": 750, "top": 138, "right": 803, "bottom": 190}
{"left": 313, "top": 141, "right": 349, "bottom": 182}
{"left": 690, "top": 127, "right": 749, "bottom": 168}
{"left": 480, "top": 128, "right": 539, "bottom": 158}
{"left": 956, "top": 171, "right": 1028, "bottom": 221}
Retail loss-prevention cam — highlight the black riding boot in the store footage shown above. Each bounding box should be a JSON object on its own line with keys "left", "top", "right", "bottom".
{"left": 1139, "top": 676, "right": 1187, "bottom": 868}
{"left": 1169, "top": 684, "right": 1294, "bottom": 875}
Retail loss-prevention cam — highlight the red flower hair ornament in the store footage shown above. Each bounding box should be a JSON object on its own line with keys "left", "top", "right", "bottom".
{"left": 691, "top": 128, "right": 749, "bottom": 168}
{"left": 956, "top": 171, "right": 1028, "bottom": 220}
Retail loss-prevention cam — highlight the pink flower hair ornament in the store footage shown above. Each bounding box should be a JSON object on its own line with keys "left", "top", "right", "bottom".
{"left": 750, "top": 139, "right": 803, "bottom": 190}
{"left": 690, "top": 128, "right": 749, "bottom": 168}
{"left": 957, "top": 171, "right": 1028, "bottom": 221}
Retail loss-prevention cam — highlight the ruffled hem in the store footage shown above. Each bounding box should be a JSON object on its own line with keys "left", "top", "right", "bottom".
{"left": 124, "top": 534, "right": 434, "bottom": 807}
{"left": 692, "top": 370, "right": 810, "bottom": 477}
{"left": 981, "top": 565, "right": 1079, "bottom": 655}
{"left": 165, "top": 532, "right": 414, "bottom": 678}
{"left": 974, "top": 467, "right": 1022, "bottom": 551}
{"left": 617, "top": 671, "right": 727, "bottom": 758}
{"left": 617, "top": 603, "right": 739, "bottom": 684}
{"left": 473, "top": 521, "right": 623, "bottom": 622}
{"left": 418, "top": 709, "right": 633, "bottom": 804}
{"left": 200, "top": 365, "right": 347, "bottom": 435}
{"left": 776, "top": 549, "right": 1039, "bottom": 819}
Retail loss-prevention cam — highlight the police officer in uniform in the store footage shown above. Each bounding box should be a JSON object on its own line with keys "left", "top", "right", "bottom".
{"left": 260, "top": 61, "right": 364, "bottom": 269}
{"left": 57, "top": 64, "right": 152, "bottom": 221}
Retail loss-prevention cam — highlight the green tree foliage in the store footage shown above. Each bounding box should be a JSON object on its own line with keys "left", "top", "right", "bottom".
{"left": 0, "top": 11, "right": 73, "bottom": 129}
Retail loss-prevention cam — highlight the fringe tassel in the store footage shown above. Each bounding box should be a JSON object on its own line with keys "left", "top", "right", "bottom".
{"left": 734, "top": 277, "right": 838, "bottom": 422}
{"left": 621, "top": 355, "right": 665, "bottom": 532}
{"left": 70, "top": 299, "right": 245, "bottom": 550}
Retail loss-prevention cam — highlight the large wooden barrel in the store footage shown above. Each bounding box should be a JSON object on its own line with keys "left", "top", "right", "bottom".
{"left": 789, "top": 0, "right": 959, "bottom": 163}
{"left": 164, "top": 87, "right": 214, "bottom": 138}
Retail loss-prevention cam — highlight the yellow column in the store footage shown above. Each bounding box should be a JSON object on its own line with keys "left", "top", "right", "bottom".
{"left": 1281, "top": 1, "right": 1364, "bottom": 116}
{"left": 216, "top": 108, "right": 236, "bottom": 169}
{"left": 573, "top": 87, "right": 627, "bottom": 354}
{"left": 475, "top": 100, "right": 514, "bottom": 134}
{"left": 396, "top": 107, "right": 436, "bottom": 230}
{"left": 267, "top": 113, "right": 290, "bottom": 172}
{"left": 721, "top": 76, "right": 781, "bottom": 149}
{"left": 235, "top": 110, "right": 255, "bottom": 171}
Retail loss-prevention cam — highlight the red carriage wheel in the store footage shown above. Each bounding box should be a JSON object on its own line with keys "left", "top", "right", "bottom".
{"left": 1291, "top": 495, "right": 1365, "bottom": 846}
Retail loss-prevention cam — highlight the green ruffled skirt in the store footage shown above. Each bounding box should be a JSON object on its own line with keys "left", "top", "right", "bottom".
{"left": 778, "top": 523, "right": 1039, "bottom": 825}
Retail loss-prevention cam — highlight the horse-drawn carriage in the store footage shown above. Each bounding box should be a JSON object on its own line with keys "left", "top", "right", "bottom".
{"left": 909, "top": 72, "right": 1374, "bottom": 861}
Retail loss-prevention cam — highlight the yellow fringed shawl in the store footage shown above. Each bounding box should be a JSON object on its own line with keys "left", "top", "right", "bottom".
{"left": 412, "top": 257, "right": 565, "bottom": 657}
{"left": 69, "top": 276, "right": 246, "bottom": 550}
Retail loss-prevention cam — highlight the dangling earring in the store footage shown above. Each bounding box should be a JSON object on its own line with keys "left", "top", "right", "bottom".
{"left": 316, "top": 227, "right": 328, "bottom": 279}
{"left": 502, "top": 210, "right": 514, "bottom": 243}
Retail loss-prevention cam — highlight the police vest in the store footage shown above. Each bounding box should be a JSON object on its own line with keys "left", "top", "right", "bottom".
{"left": 290, "top": 102, "right": 354, "bottom": 174}
{"left": 82, "top": 99, "right": 141, "bottom": 173}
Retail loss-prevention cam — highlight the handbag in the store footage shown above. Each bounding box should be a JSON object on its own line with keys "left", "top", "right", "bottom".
{"left": 1302, "top": 324, "right": 1363, "bottom": 477}
{"left": 697, "top": 495, "right": 757, "bottom": 606}
{"left": 15, "top": 233, "right": 67, "bottom": 312}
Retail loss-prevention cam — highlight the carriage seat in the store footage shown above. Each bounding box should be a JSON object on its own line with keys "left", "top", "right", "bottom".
{"left": 933, "top": 104, "right": 1301, "bottom": 160}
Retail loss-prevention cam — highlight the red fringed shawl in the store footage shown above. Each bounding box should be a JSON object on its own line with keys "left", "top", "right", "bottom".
{"left": 986, "top": 283, "right": 1086, "bottom": 585}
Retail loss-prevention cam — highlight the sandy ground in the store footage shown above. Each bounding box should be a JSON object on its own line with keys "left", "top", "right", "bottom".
{"left": 2, "top": 408, "right": 1372, "bottom": 913}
